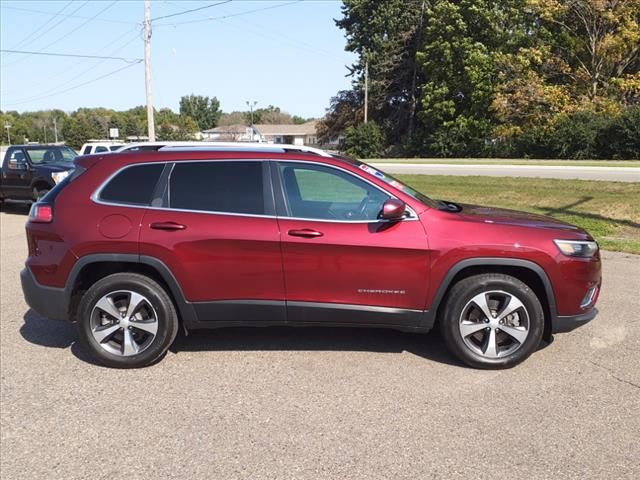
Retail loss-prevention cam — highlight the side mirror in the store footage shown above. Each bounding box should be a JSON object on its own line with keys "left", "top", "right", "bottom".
{"left": 8, "top": 159, "right": 27, "bottom": 171}
{"left": 380, "top": 198, "right": 407, "bottom": 221}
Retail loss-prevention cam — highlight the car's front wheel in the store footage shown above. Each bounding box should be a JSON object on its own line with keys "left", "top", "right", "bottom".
{"left": 440, "top": 273, "right": 544, "bottom": 369}
{"left": 77, "top": 273, "right": 179, "bottom": 368}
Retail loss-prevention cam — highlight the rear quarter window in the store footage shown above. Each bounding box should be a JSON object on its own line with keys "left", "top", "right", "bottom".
{"left": 98, "top": 163, "right": 164, "bottom": 206}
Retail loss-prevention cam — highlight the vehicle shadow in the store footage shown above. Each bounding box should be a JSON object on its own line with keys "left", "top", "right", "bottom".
{"left": 0, "top": 202, "right": 30, "bottom": 216}
{"left": 20, "top": 309, "right": 462, "bottom": 367}
{"left": 540, "top": 196, "right": 640, "bottom": 230}
{"left": 21, "top": 309, "right": 553, "bottom": 368}
{"left": 170, "top": 326, "right": 463, "bottom": 367}
{"left": 20, "top": 310, "right": 101, "bottom": 366}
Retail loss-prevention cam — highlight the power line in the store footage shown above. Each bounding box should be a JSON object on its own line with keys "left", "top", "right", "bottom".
{"left": 44, "top": 1, "right": 120, "bottom": 53}
{"left": 3, "top": 61, "right": 143, "bottom": 107}
{"left": 2, "top": 30, "right": 142, "bottom": 97}
{"left": 1, "top": 5, "right": 138, "bottom": 25}
{"left": 155, "top": 1, "right": 303, "bottom": 27}
{"left": 9, "top": 1, "right": 90, "bottom": 52}
{"left": 164, "top": 0, "right": 344, "bottom": 64}
{"left": 9, "top": 1, "right": 74, "bottom": 50}
{"left": 2, "top": 0, "right": 91, "bottom": 67}
{"left": 151, "top": 1, "right": 231, "bottom": 22}
{"left": 1, "top": 49, "right": 142, "bottom": 63}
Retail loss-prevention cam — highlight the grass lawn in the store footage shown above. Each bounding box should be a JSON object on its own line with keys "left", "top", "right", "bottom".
{"left": 369, "top": 158, "right": 640, "bottom": 167}
{"left": 396, "top": 174, "right": 640, "bottom": 254}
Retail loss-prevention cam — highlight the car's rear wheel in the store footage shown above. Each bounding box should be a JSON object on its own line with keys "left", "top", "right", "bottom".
{"left": 440, "top": 273, "right": 544, "bottom": 369}
{"left": 77, "top": 273, "right": 178, "bottom": 368}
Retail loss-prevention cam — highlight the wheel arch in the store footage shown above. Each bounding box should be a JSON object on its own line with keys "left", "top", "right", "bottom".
{"left": 31, "top": 179, "right": 54, "bottom": 197}
{"left": 430, "top": 258, "right": 556, "bottom": 341}
{"left": 65, "top": 254, "right": 196, "bottom": 324}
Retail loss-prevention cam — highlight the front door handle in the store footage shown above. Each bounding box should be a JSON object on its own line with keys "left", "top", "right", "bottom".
{"left": 150, "top": 221, "right": 186, "bottom": 231}
{"left": 288, "top": 228, "right": 323, "bottom": 238}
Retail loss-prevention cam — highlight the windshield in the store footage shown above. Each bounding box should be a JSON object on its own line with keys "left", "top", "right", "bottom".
{"left": 336, "top": 155, "right": 438, "bottom": 209}
{"left": 27, "top": 146, "right": 77, "bottom": 164}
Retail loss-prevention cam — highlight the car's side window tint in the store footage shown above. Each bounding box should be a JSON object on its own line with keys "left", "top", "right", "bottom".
{"left": 278, "top": 163, "right": 389, "bottom": 221}
{"left": 169, "top": 161, "right": 264, "bottom": 215}
{"left": 99, "top": 164, "right": 164, "bottom": 206}
{"left": 82, "top": 146, "right": 92, "bottom": 155}
{"left": 95, "top": 146, "right": 109, "bottom": 153}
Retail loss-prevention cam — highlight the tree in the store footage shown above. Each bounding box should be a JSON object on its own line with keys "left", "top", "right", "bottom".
{"left": 344, "top": 121, "right": 385, "bottom": 158}
{"left": 337, "top": 0, "right": 429, "bottom": 144}
{"left": 179, "top": 95, "right": 221, "bottom": 131}
{"left": 317, "top": 89, "right": 362, "bottom": 144}
{"left": 218, "top": 111, "right": 247, "bottom": 126}
{"left": 247, "top": 105, "right": 293, "bottom": 125}
{"left": 415, "top": 0, "right": 535, "bottom": 156}
{"left": 529, "top": 0, "right": 640, "bottom": 102}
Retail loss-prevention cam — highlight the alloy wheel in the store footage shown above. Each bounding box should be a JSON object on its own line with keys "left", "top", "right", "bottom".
{"left": 458, "top": 290, "right": 530, "bottom": 359}
{"left": 90, "top": 290, "right": 158, "bottom": 357}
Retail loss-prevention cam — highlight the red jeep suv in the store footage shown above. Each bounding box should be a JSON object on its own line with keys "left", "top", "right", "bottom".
{"left": 21, "top": 145, "right": 601, "bottom": 369}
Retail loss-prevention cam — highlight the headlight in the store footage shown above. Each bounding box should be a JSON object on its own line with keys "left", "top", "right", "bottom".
{"left": 51, "top": 170, "right": 71, "bottom": 184}
{"left": 553, "top": 239, "right": 599, "bottom": 258}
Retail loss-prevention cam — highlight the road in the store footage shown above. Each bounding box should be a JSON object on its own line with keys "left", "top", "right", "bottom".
{"left": 371, "top": 162, "right": 640, "bottom": 182}
{"left": 1, "top": 205, "right": 639, "bottom": 480}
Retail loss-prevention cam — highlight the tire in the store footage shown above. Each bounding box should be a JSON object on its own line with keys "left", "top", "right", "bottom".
{"left": 76, "top": 273, "right": 179, "bottom": 368}
{"left": 440, "top": 273, "right": 544, "bottom": 369}
{"left": 33, "top": 187, "right": 49, "bottom": 201}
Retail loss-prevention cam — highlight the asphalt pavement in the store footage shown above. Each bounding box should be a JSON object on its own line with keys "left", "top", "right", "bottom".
{"left": 371, "top": 163, "right": 640, "bottom": 182}
{"left": 1, "top": 205, "right": 639, "bottom": 479}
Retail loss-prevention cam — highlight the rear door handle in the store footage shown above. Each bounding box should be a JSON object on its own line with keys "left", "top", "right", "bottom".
{"left": 288, "top": 228, "right": 323, "bottom": 238}
{"left": 150, "top": 221, "right": 186, "bottom": 231}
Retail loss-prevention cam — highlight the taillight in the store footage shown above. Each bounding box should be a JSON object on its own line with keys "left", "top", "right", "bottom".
{"left": 29, "top": 204, "right": 53, "bottom": 223}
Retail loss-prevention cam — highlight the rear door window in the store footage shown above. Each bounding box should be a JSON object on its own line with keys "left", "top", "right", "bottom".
{"left": 169, "top": 161, "right": 264, "bottom": 215}
{"left": 98, "top": 163, "right": 164, "bottom": 206}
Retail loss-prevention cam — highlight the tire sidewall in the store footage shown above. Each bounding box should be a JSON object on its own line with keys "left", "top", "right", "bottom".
{"left": 77, "top": 274, "right": 177, "bottom": 368}
{"left": 443, "top": 276, "right": 544, "bottom": 369}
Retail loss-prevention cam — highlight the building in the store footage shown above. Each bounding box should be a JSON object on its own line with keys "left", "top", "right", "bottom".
{"left": 200, "top": 124, "right": 257, "bottom": 142}
{"left": 254, "top": 121, "right": 318, "bottom": 146}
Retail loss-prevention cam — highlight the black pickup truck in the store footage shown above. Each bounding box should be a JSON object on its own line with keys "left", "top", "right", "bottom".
{"left": 0, "top": 145, "right": 77, "bottom": 203}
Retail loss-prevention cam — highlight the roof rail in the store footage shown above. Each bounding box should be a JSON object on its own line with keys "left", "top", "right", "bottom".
{"left": 157, "top": 142, "right": 333, "bottom": 158}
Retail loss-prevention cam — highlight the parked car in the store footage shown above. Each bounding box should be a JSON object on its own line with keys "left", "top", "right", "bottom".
{"left": 1, "top": 144, "right": 77, "bottom": 203}
{"left": 21, "top": 144, "right": 601, "bottom": 369}
{"left": 80, "top": 142, "right": 124, "bottom": 155}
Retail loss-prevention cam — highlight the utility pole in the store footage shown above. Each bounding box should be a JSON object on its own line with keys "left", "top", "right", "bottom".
{"left": 246, "top": 100, "right": 257, "bottom": 126}
{"left": 53, "top": 117, "right": 58, "bottom": 143}
{"left": 4, "top": 124, "right": 11, "bottom": 145}
{"left": 364, "top": 60, "right": 369, "bottom": 124}
{"left": 246, "top": 100, "right": 257, "bottom": 141}
{"left": 143, "top": 0, "right": 156, "bottom": 142}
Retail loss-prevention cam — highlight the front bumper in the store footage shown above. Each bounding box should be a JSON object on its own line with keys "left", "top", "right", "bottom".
{"left": 552, "top": 308, "right": 598, "bottom": 334}
{"left": 20, "top": 267, "right": 69, "bottom": 321}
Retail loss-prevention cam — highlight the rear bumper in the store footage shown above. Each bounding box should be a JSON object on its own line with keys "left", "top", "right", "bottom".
{"left": 20, "top": 267, "right": 69, "bottom": 321}
{"left": 552, "top": 308, "right": 598, "bottom": 334}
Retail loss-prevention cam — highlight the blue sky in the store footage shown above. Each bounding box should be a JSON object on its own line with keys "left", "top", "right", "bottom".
{"left": 0, "top": 0, "right": 356, "bottom": 117}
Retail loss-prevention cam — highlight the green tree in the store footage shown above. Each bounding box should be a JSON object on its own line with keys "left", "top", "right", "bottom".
{"left": 344, "top": 121, "right": 384, "bottom": 157}
{"left": 415, "top": 0, "right": 533, "bottom": 156}
{"left": 179, "top": 95, "right": 221, "bottom": 131}
{"left": 337, "top": 0, "right": 429, "bottom": 144}
{"left": 246, "top": 105, "right": 292, "bottom": 125}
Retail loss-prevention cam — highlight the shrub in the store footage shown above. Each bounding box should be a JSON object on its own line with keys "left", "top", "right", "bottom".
{"left": 344, "top": 121, "right": 385, "bottom": 158}
{"left": 597, "top": 106, "right": 640, "bottom": 159}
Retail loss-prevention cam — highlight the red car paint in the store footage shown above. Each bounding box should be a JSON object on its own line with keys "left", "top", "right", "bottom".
{"left": 23, "top": 149, "right": 601, "bottom": 329}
